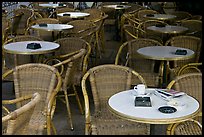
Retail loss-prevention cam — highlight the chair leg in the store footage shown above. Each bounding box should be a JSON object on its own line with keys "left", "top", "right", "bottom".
{"left": 51, "top": 121, "right": 57, "bottom": 135}
{"left": 72, "top": 85, "right": 84, "bottom": 115}
{"left": 63, "top": 89, "right": 74, "bottom": 130}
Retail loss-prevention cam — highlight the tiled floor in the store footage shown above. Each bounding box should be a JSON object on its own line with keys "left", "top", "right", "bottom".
{"left": 2, "top": 25, "right": 167, "bottom": 135}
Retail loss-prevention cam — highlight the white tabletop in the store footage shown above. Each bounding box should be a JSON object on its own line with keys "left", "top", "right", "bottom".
{"left": 137, "top": 46, "right": 195, "bottom": 61}
{"left": 39, "top": 3, "right": 66, "bottom": 8}
{"left": 103, "top": 4, "right": 131, "bottom": 10}
{"left": 147, "top": 25, "right": 188, "bottom": 34}
{"left": 144, "top": 14, "right": 176, "bottom": 20}
{"left": 3, "top": 41, "right": 60, "bottom": 55}
{"left": 108, "top": 89, "right": 200, "bottom": 124}
{"left": 57, "top": 12, "right": 90, "bottom": 18}
{"left": 31, "top": 24, "right": 73, "bottom": 32}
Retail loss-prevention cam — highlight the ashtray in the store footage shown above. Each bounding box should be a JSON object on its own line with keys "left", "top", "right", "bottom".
{"left": 63, "top": 13, "right": 71, "bottom": 16}
{"left": 39, "top": 24, "right": 47, "bottom": 27}
{"left": 59, "top": 3, "right": 64, "bottom": 6}
{"left": 158, "top": 106, "right": 177, "bottom": 114}
{"left": 155, "top": 24, "right": 166, "bottom": 27}
{"left": 146, "top": 14, "right": 154, "bottom": 17}
{"left": 27, "top": 43, "right": 42, "bottom": 50}
{"left": 116, "top": 5, "right": 124, "bottom": 8}
{"left": 175, "top": 49, "right": 187, "bottom": 55}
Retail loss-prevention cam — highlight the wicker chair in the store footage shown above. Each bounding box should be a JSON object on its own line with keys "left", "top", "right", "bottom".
{"left": 2, "top": 63, "right": 62, "bottom": 135}
{"left": 165, "top": 35, "right": 201, "bottom": 80}
{"left": 2, "top": 35, "right": 43, "bottom": 82}
{"left": 83, "top": 8, "right": 105, "bottom": 22}
{"left": 123, "top": 24, "right": 145, "bottom": 41}
{"left": 27, "top": 18, "right": 60, "bottom": 41}
{"left": 170, "top": 11, "right": 192, "bottom": 24}
{"left": 29, "top": 2, "right": 50, "bottom": 18}
{"left": 6, "top": 8, "right": 34, "bottom": 36}
{"left": 180, "top": 19, "right": 202, "bottom": 39}
{"left": 81, "top": 64, "right": 150, "bottom": 135}
{"left": 51, "top": 37, "right": 91, "bottom": 74}
{"left": 115, "top": 38, "right": 163, "bottom": 87}
{"left": 45, "top": 49, "right": 86, "bottom": 130}
{"left": 166, "top": 73, "right": 202, "bottom": 135}
{"left": 176, "top": 62, "right": 202, "bottom": 76}
{"left": 2, "top": 92, "right": 41, "bottom": 135}
{"left": 62, "top": 20, "right": 96, "bottom": 38}
{"left": 138, "top": 20, "right": 168, "bottom": 44}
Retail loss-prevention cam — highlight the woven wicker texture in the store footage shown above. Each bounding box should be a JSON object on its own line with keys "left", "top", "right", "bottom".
{"left": 83, "top": 8, "right": 105, "bottom": 22}
{"left": 53, "top": 37, "right": 91, "bottom": 75}
{"left": 166, "top": 73, "right": 202, "bottom": 135}
{"left": 180, "top": 20, "right": 202, "bottom": 38}
{"left": 115, "top": 38, "right": 163, "bottom": 87}
{"left": 7, "top": 8, "right": 34, "bottom": 35}
{"left": 81, "top": 64, "right": 150, "bottom": 135}
{"left": 2, "top": 93, "right": 41, "bottom": 135}
{"left": 48, "top": 49, "right": 86, "bottom": 130}
{"left": 63, "top": 20, "right": 96, "bottom": 38}
{"left": 2, "top": 63, "right": 62, "bottom": 135}
{"left": 177, "top": 62, "right": 202, "bottom": 76}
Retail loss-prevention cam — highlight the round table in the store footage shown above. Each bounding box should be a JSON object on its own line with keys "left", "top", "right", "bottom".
{"left": 147, "top": 25, "right": 188, "bottom": 34}
{"left": 3, "top": 41, "right": 60, "bottom": 66}
{"left": 39, "top": 3, "right": 66, "bottom": 8}
{"left": 108, "top": 88, "right": 200, "bottom": 124}
{"left": 137, "top": 46, "right": 195, "bottom": 87}
{"left": 144, "top": 14, "right": 176, "bottom": 21}
{"left": 31, "top": 24, "right": 73, "bottom": 41}
{"left": 57, "top": 12, "right": 90, "bottom": 19}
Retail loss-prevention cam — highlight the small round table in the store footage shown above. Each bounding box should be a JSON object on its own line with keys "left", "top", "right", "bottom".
{"left": 147, "top": 25, "right": 188, "bottom": 43}
{"left": 57, "top": 12, "right": 90, "bottom": 19}
{"left": 31, "top": 24, "right": 73, "bottom": 41}
{"left": 137, "top": 46, "right": 195, "bottom": 87}
{"left": 3, "top": 41, "right": 60, "bottom": 66}
{"left": 144, "top": 14, "right": 176, "bottom": 21}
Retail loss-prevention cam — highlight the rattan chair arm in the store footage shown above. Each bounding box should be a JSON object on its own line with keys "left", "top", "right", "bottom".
{"left": 2, "top": 69, "right": 13, "bottom": 80}
{"left": 177, "top": 62, "right": 202, "bottom": 76}
{"left": 81, "top": 72, "right": 91, "bottom": 135}
{"left": 2, "top": 94, "right": 33, "bottom": 105}
{"left": 115, "top": 42, "right": 128, "bottom": 65}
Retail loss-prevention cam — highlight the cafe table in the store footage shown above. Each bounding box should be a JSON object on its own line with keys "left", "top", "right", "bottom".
{"left": 143, "top": 14, "right": 176, "bottom": 21}
{"left": 57, "top": 12, "right": 90, "bottom": 19}
{"left": 108, "top": 88, "right": 200, "bottom": 134}
{"left": 3, "top": 41, "right": 60, "bottom": 66}
{"left": 102, "top": 4, "right": 131, "bottom": 41}
{"left": 31, "top": 24, "right": 74, "bottom": 41}
{"left": 39, "top": 3, "right": 66, "bottom": 18}
{"left": 137, "top": 46, "right": 195, "bottom": 88}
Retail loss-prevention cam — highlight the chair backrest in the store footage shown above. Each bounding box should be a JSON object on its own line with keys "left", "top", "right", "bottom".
{"left": 11, "top": 8, "right": 34, "bottom": 35}
{"left": 53, "top": 49, "right": 86, "bottom": 88}
{"left": 167, "top": 73, "right": 202, "bottom": 110}
{"left": 171, "top": 11, "right": 192, "bottom": 21}
{"left": 165, "top": 35, "right": 201, "bottom": 68}
{"left": 83, "top": 8, "right": 105, "bottom": 22}
{"left": 2, "top": 92, "right": 41, "bottom": 135}
{"left": 54, "top": 37, "right": 91, "bottom": 74}
{"left": 82, "top": 64, "right": 147, "bottom": 113}
{"left": 3, "top": 63, "right": 62, "bottom": 112}
{"left": 177, "top": 62, "right": 202, "bottom": 76}
{"left": 64, "top": 20, "right": 96, "bottom": 38}
{"left": 115, "top": 38, "right": 163, "bottom": 72}
{"left": 180, "top": 20, "right": 202, "bottom": 38}
{"left": 123, "top": 24, "right": 145, "bottom": 41}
